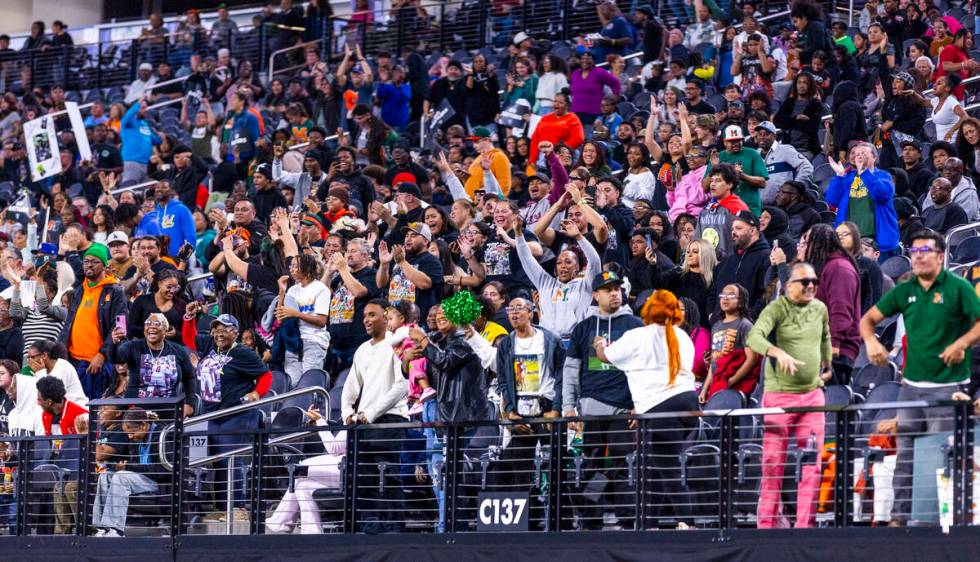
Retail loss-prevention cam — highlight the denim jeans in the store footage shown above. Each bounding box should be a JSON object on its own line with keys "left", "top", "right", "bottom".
{"left": 422, "top": 400, "right": 445, "bottom": 533}
{"left": 211, "top": 409, "right": 261, "bottom": 508}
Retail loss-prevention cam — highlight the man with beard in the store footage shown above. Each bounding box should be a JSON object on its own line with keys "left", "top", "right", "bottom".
{"left": 326, "top": 238, "right": 380, "bottom": 377}
{"left": 609, "top": 122, "right": 636, "bottom": 166}
{"left": 899, "top": 140, "right": 934, "bottom": 200}
{"left": 376, "top": 222, "right": 443, "bottom": 328}
{"left": 63, "top": 243, "right": 127, "bottom": 399}
{"left": 426, "top": 60, "right": 468, "bottom": 130}
{"left": 108, "top": 312, "right": 195, "bottom": 417}
{"left": 921, "top": 177, "right": 969, "bottom": 233}
{"left": 137, "top": 180, "right": 196, "bottom": 256}
{"left": 755, "top": 121, "right": 813, "bottom": 205}
{"left": 921, "top": 157, "right": 979, "bottom": 221}
{"left": 708, "top": 210, "right": 771, "bottom": 319}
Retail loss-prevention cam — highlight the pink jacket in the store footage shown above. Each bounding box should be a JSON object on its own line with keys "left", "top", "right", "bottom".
{"left": 667, "top": 165, "right": 710, "bottom": 221}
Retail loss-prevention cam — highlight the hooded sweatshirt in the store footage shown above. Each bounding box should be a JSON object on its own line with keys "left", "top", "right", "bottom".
{"left": 830, "top": 81, "right": 867, "bottom": 153}
{"left": 4, "top": 374, "right": 46, "bottom": 436}
{"left": 816, "top": 252, "right": 862, "bottom": 361}
{"left": 708, "top": 237, "right": 772, "bottom": 319}
{"left": 761, "top": 206, "right": 798, "bottom": 262}
{"left": 120, "top": 103, "right": 161, "bottom": 165}
{"left": 465, "top": 148, "right": 513, "bottom": 197}
{"left": 516, "top": 233, "right": 602, "bottom": 339}
{"left": 562, "top": 305, "right": 644, "bottom": 413}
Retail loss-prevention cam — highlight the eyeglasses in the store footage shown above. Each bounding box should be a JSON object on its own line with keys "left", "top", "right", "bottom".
{"left": 718, "top": 294, "right": 739, "bottom": 301}
{"left": 838, "top": 231, "right": 851, "bottom": 238}
{"left": 686, "top": 153, "right": 707, "bottom": 160}
{"left": 509, "top": 305, "right": 532, "bottom": 313}
{"left": 790, "top": 277, "right": 819, "bottom": 287}
{"left": 146, "top": 321, "right": 164, "bottom": 328}
{"left": 908, "top": 245, "right": 939, "bottom": 254}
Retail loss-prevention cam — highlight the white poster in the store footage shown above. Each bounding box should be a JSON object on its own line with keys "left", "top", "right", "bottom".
{"left": 65, "top": 102, "right": 92, "bottom": 162}
{"left": 23, "top": 115, "right": 61, "bottom": 182}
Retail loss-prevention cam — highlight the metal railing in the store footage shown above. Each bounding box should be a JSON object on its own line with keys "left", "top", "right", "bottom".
{"left": 2, "top": 395, "right": 974, "bottom": 538}
{"left": 267, "top": 39, "right": 324, "bottom": 83}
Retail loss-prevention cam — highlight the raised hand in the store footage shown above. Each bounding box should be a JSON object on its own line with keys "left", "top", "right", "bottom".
{"left": 391, "top": 244, "right": 405, "bottom": 264}
{"left": 827, "top": 156, "right": 847, "bottom": 177}
{"left": 378, "top": 241, "right": 392, "bottom": 264}
{"left": 561, "top": 219, "right": 581, "bottom": 239}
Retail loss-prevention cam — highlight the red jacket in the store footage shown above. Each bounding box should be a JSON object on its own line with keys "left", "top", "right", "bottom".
{"left": 42, "top": 400, "right": 88, "bottom": 436}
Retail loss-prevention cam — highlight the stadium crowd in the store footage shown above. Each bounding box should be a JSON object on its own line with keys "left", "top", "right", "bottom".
{"left": 0, "top": 0, "right": 979, "bottom": 536}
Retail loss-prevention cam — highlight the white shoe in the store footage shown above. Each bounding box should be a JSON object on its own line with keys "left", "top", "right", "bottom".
{"left": 93, "top": 529, "right": 107, "bottom": 537}
{"left": 603, "top": 511, "right": 619, "bottom": 526}
{"left": 103, "top": 528, "right": 125, "bottom": 537}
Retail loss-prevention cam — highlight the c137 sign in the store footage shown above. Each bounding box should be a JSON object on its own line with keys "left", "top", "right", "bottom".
{"left": 476, "top": 492, "right": 529, "bottom": 532}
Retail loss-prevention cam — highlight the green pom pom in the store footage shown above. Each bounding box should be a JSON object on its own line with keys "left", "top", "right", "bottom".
{"left": 441, "top": 291, "right": 482, "bottom": 326}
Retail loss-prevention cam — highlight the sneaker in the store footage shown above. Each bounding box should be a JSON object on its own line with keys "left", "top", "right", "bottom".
{"left": 408, "top": 401, "right": 425, "bottom": 417}
{"left": 103, "top": 528, "right": 125, "bottom": 537}
{"left": 93, "top": 528, "right": 107, "bottom": 537}
{"left": 603, "top": 511, "right": 619, "bottom": 526}
{"left": 420, "top": 387, "right": 437, "bottom": 402}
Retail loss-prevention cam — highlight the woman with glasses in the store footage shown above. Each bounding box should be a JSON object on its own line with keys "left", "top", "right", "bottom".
{"left": 106, "top": 313, "right": 196, "bottom": 418}
{"left": 747, "top": 262, "right": 833, "bottom": 528}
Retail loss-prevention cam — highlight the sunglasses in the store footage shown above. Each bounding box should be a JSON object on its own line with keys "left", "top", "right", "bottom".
{"left": 790, "top": 277, "right": 819, "bottom": 287}
{"left": 718, "top": 294, "right": 739, "bottom": 301}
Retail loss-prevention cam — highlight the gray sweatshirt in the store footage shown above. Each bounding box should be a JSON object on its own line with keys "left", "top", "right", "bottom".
{"left": 516, "top": 233, "right": 602, "bottom": 339}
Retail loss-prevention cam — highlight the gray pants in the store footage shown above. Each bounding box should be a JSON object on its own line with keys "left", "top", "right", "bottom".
{"left": 121, "top": 161, "right": 149, "bottom": 186}
{"left": 891, "top": 383, "right": 958, "bottom": 522}
{"left": 285, "top": 340, "right": 329, "bottom": 387}
{"left": 92, "top": 471, "right": 158, "bottom": 531}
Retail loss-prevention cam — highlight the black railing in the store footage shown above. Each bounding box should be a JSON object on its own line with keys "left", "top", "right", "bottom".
{"left": 0, "top": 397, "right": 974, "bottom": 538}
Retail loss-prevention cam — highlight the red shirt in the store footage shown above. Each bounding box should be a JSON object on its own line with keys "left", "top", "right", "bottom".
{"left": 934, "top": 45, "right": 969, "bottom": 100}
{"left": 716, "top": 193, "right": 749, "bottom": 215}
{"left": 42, "top": 400, "right": 88, "bottom": 436}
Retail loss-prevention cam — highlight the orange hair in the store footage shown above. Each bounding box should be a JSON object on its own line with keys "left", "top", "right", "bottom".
{"left": 639, "top": 290, "right": 684, "bottom": 387}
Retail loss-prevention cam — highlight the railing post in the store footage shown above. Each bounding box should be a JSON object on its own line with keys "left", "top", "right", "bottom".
{"left": 15, "top": 439, "right": 32, "bottom": 536}
{"left": 361, "top": 21, "right": 369, "bottom": 55}
{"left": 97, "top": 40, "right": 103, "bottom": 91}
{"left": 547, "top": 420, "right": 564, "bottom": 532}
{"left": 396, "top": 10, "right": 406, "bottom": 58}
{"left": 343, "top": 429, "right": 358, "bottom": 533}
{"left": 438, "top": 3, "right": 446, "bottom": 53}
{"left": 561, "top": 0, "right": 572, "bottom": 43}
{"left": 833, "top": 407, "right": 853, "bottom": 527}
{"left": 130, "top": 39, "right": 138, "bottom": 81}
{"left": 321, "top": 16, "right": 330, "bottom": 62}
{"left": 171, "top": 400, "right": 185, "bottom": 538}
{"left": 75, "top": 427, "right": 93, "bottom": 536}
{"left": 163, "top": 35, "right": 171, "bottom": 66}
{"left": 62, "top": 45, "right": 70, "bottom": 90}
{"left": 635, "top": 416, "right": 647, "bottom": 530}
{"left": 444, "top": 424, "right": 460, "bottom": 533}
{"left": 249, "top": 431, "right": 266, "bottom": 535}
{"left": 718, "top": 415, "right": 736, "bottom": 531}
{"left": 953, "top": 402, "right": 974, "bottom": 527}
{"left": 258, "top": 25, "right": 267, "bottom": 73}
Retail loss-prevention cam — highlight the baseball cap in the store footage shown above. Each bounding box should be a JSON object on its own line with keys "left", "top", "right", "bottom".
{"left": 466, "top": 126, "right": 493, "bottom": 141}
{"left": 210, "top": 314, "right": 240, "bottom": 331}
{"left": 733, "top": 210, "right": 760, "bottom": 228}
{"left": 900, "top": 139, "right": 921, "bottom": 152}
{"left": 402, "top": 222, "right": 433, "bottom": 241}
{"left": 592, "top": 270, "right": 625, "bottom": 290}
{"left": 512, "top": 32, "right": 531, "bottom": 45}
{"left": 396, "top": 182, "right": 423, "bottom": 198}
{"left": 254, "top": 162, "right": 272, "bottom": 179}
{"left": 528, "top": 170, "right": 551, "bottom": 183}
{"left": 31, "top": 242, "right": 58, "bottom": 256}
{"left": 723, "top": 125, "right": 745, "bottom": 141}
{"left": 106, "top": 231, "right": 130, "bottom": 246}
{"left": 636, "top": 5, "right": 655, "bottom": 17}
{"left": 754, "top": 121, "right": 778, "bottom": 135}
{"left": 139, "top": 62, "right": 153, "bottom": 71}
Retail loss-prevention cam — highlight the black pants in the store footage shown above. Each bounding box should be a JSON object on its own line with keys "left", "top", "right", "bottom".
{"left": 355, "top": 414, "right": 407, "bottom": 529}
{"left": 831, "top": 356, "right": 854, "bottom": 386}
{"left": 579, "top": 417, "right": 635, "bottom": 529}
{"left": 642, "top": 391, "right": 699, "bottom": 527}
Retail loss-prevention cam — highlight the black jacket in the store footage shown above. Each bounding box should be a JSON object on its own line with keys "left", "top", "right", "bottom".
{"left": 783, "top": 200, "right": 821, "bottom": 241}
{"left": 709, "top": 237, "right": 771, "bottom": 319}
{"left": 424, "top": 329, "right": 492, "bottom": 423}
{"left": 774, "top": 96, "right": 825, "bottom": 155}
{"left": 160, "top": 156, "right": 209, "bottom": 209}
{"left": 254, "top": 186, "right": 288, "bottom": 220}
{"left": 61, "top": 278, "right": 129, "bottom": 362}
{"left": 830, "top": 81, "right": 867, "bottom": 153}
{"left": 496, "top": 326, "right": 565, "bottom": 415}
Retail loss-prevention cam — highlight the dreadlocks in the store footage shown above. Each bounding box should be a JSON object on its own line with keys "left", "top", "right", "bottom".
{"left": 804, "top": 224, "right": 856, "bottom": 275}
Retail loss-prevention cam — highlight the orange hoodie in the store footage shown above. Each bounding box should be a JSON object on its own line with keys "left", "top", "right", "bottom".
{"left": 68, "top": 274, "right": 118, "bottom": 362}
{"left": 464, "top": 148, "right": 512, "bottom": 197}
{"left": 528, "top": 112, "right": 585, "bottom": 171}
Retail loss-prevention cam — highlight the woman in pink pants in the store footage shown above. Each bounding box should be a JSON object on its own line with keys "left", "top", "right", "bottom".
{"left": 267, "top": 407, "right": 347, "bottom": 534}
{"left": 746, "top": 262, "right": 833, "bottom": 528}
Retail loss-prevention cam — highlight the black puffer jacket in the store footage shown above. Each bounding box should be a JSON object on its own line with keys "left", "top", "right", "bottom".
{"left": 424, "top": 328, "right": 492, "bottom": 423}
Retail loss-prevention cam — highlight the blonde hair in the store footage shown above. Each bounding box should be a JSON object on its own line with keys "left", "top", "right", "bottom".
{"left": 682, "top": 239, "right": 718, "bottom": 288}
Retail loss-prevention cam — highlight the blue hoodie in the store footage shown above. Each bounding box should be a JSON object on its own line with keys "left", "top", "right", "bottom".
{"left": 825, "top": 167, "right": 899, "bottom": 253}
{"left": 136, "top": 199, "right": 197, "bottom": 256}
{"left": 120, "top": 103, "right": 161, "bottom": 165}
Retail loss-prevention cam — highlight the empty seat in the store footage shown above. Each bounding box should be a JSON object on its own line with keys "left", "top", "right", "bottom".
{"left": 880, "top": 255, "right": 911, "bottom": 280}
{"left": 851, "top": 362, "right": 898, "bottom": 398}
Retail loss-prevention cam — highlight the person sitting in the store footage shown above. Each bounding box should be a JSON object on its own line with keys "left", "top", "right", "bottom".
{"left": 90, "top": 407, "right": 171, "bottom": 537}
{"left": 266, "top": 406, "right": 346, "bottom": 534}
{"left": 921, "top": 177, "right": 968, "bottom": 233}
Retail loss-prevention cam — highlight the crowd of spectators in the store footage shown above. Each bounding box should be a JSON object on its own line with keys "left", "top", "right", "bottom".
{"left": 0, "top": 0, "right": 977, "bottom": 536}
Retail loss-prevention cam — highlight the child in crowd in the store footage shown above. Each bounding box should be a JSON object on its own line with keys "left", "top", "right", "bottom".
{"left": 385, "top": 301, "right": 435, "bottom": 416}
{"left": 700, "top": 283, "right": 759, "bottom": 403}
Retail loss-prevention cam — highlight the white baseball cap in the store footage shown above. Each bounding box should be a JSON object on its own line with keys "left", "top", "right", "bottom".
{"left": 723, "top": 125, "right": 745, "bottom": 141}
{"left": 138, "top": 62, "right": 153, "bottom": 71}
{"left": 106, "top": 231, "right": 130, "bottom": 246}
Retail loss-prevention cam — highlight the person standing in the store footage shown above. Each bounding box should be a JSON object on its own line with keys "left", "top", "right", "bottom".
{"left": 562, "top": 270, "right": 643, "bottom": 529}
{"left": 340, "top": 299, "right": 409, "bottom": 533}
{"left": 592, "top": 289, "right": 699, "bottom": 529}
{"left": 326, "top": 239, "right": 379, "bottom": 378}
{"left": 119, "top": 96, "right": 161, "bottom": 185}
{"left": 275, "top": 254, "right": 330, "bottom": 387}
{"left": 747, "top": 262, "right": 833, "bottom": 528}
{"left": 63, "top": 243, "right": 127, "bottom": 400}
{"left": 859, "top": 230, "right": 980, "bottom": 526}
{"left": 136, "top": 180, "right": 196, "bottom": 257}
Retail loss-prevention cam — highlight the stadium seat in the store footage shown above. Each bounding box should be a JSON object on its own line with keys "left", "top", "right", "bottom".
{"left": 851, "top": 362, "right": 899, "bottom": 398}
{"left": 880, "top": 255, "right": 911, "bottom": 280}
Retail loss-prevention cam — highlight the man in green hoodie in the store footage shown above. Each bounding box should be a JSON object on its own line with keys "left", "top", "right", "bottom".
{"left": 747, "top": 262, "right": 832, "bottom": 529}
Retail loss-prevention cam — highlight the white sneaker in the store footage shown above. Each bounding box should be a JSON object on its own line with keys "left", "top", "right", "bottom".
{"left": 603, "top": 511, "right": 619, "bottom": 526}
{"left": 103, "top": 528, "right": 125, "bottom": 537}
{"left": 93, "top": 529, "right": 107, "bottom": 537}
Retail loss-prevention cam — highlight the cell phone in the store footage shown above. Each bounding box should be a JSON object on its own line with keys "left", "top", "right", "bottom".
{"left": 645, "top": 234, "right": 653, "bottom": 248}
{"left": 115, "top": 314, "right": 127, "bottom": 337}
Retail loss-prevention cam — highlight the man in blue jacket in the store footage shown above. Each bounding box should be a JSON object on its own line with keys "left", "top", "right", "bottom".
{"left": 119, "top": 96, "right": 161, "bottom": 185}
{"left": 825, "top": 142, "right": 900, "bottom": 262}
{"left": 222, "top": 90, "right": 261, "bottom": 163}
{"left": 136, "top": 180, "right": 196, "bottom": 257}
{"left": 376, "top": 66, "right": 411, "bottom": 131}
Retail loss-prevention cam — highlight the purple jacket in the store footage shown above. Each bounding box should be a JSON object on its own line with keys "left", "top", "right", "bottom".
{"left": 570, "top": 67, "right": 621, "bottom": 115}
{"left": 815, "top": 252, "right": 861, "bottom": 361}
